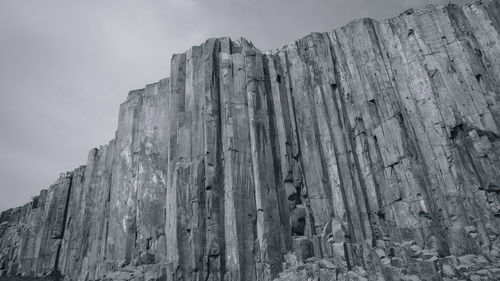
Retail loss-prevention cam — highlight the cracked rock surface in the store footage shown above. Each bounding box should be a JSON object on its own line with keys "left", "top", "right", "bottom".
{"left": 2, "top": 0, "right": 500, "bottom": 280}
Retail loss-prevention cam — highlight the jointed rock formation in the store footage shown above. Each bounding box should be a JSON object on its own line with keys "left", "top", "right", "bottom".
{"left": 2, "top": 1, "right": 500, "bottom": 280}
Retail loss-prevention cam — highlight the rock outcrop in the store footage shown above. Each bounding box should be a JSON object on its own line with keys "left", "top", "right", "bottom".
{"left": 2, "top": 1, "right": 500, "bottom": 280}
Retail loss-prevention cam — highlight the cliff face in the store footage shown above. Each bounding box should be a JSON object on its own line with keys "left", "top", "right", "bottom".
{"left": 2, "top": 1, "right": 500, "bottom": 281}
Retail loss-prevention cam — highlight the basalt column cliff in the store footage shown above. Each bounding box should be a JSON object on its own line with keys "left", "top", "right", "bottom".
{"left": 2, "top": 1, "right": 500, "bottom": 281}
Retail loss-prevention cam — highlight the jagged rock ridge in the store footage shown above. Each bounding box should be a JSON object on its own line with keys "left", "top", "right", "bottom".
{"left": 2, "top": 1, "right": 500, "bottom": 280}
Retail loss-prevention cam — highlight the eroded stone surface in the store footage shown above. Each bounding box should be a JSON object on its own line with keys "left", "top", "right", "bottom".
{"left": 2, "top": 1, "right": 500, "bottom": 280}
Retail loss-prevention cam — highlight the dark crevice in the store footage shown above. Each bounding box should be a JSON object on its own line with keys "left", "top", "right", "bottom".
{"left": 451, "top": 123, "right": 499, "bottom": 142}
{"left": 376, "top": 211, "right": 385, "bottom": 220}
{"left": 290, "top": 207, "right": 306, "bottom": 236}
{"left": 474, "top": 48, "right": 482, "bottom": 57}
{"left": 403, "top": 8, "right": 414, "bottom": 16}
{"left": 213, "top": 38, "right": 226, "bottom": 278}
{"left": 419, "top": 211, "right": 433, "bottom": 220}
{"left": 479, "top": 128, "right": 500, "bottom": 141}
{"left": 387, "top": 160, "right": 400, "bottom": 169}
{"left": 343, "top": 242, "right": 352, "bottom": 270}
{"left": 54, "top": 173, "right": 73, "bottom": 273}
{"left": 287, "top": 193, "right": 302, "bottom": 206}
{"left": 430, "top": 69, "right": 438, "bottom": 78}
{"left": 450, "top": 123, "right": 463, "bottom": 139}
{"left": 32, "top": 196, "right": 39, "bottom": 209}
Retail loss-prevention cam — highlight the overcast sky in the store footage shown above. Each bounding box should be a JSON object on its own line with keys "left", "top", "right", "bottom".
{"left": 0, "top": 0, "right": 469, "bottom": 212}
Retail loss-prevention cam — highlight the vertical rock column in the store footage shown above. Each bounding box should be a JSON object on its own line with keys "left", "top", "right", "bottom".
{"left": 242, "top": 39, "right": 285, "bottom": 280}
{"left": 219, "top": 38, "right": 257, "bottom": 281}
{"left": 106, "top": 78, "right": 170, "bottom": 273}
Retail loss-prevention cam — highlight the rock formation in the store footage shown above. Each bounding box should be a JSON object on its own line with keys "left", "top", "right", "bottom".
{"left": 2, "top": 1, "right": 500, "bottom": 280}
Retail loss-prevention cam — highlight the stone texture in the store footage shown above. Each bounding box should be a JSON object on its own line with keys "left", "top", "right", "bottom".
{"left": 2, "top": 1, "right": 500, "bottom": 280}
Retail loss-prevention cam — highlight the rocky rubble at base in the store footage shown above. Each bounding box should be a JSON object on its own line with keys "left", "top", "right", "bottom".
{"left": 275, "top": 238, "right": 500, "bottom": 281}
{"left": 70, "top": 242, "right": 500, "bottom": 281}
{"left": 99, "top": 264, "right": 165, "bottom": 281}
{"left": 62, "top": 223, "right": 500, "bottom": 281}
{"left": 0, "top": 277, "right": 60, "bottom": 281}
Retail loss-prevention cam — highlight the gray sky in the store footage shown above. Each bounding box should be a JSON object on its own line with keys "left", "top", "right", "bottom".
{"left": 0, "top": 0, "right": 468, "bottom": 212}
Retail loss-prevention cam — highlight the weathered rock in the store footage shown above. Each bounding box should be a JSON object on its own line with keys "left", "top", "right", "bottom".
{"left": 442, "top": 263, "right": 456, "bottom": 277}
{"left": 293, "top": 237, "right": 314, "bottom": 261}
{"left": 1, "top": 0, "right": 500, "bottom": 281}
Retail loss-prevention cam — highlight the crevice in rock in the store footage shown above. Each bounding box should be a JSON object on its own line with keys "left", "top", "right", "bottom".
{"left": 32, "top": 196, "right": 39, "bottom": 209}
{"left": 54, "top": 173, "right": 73, "bottom": 274}
{"left": 407, "top": 28, "right": 414, "bottom": 37}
